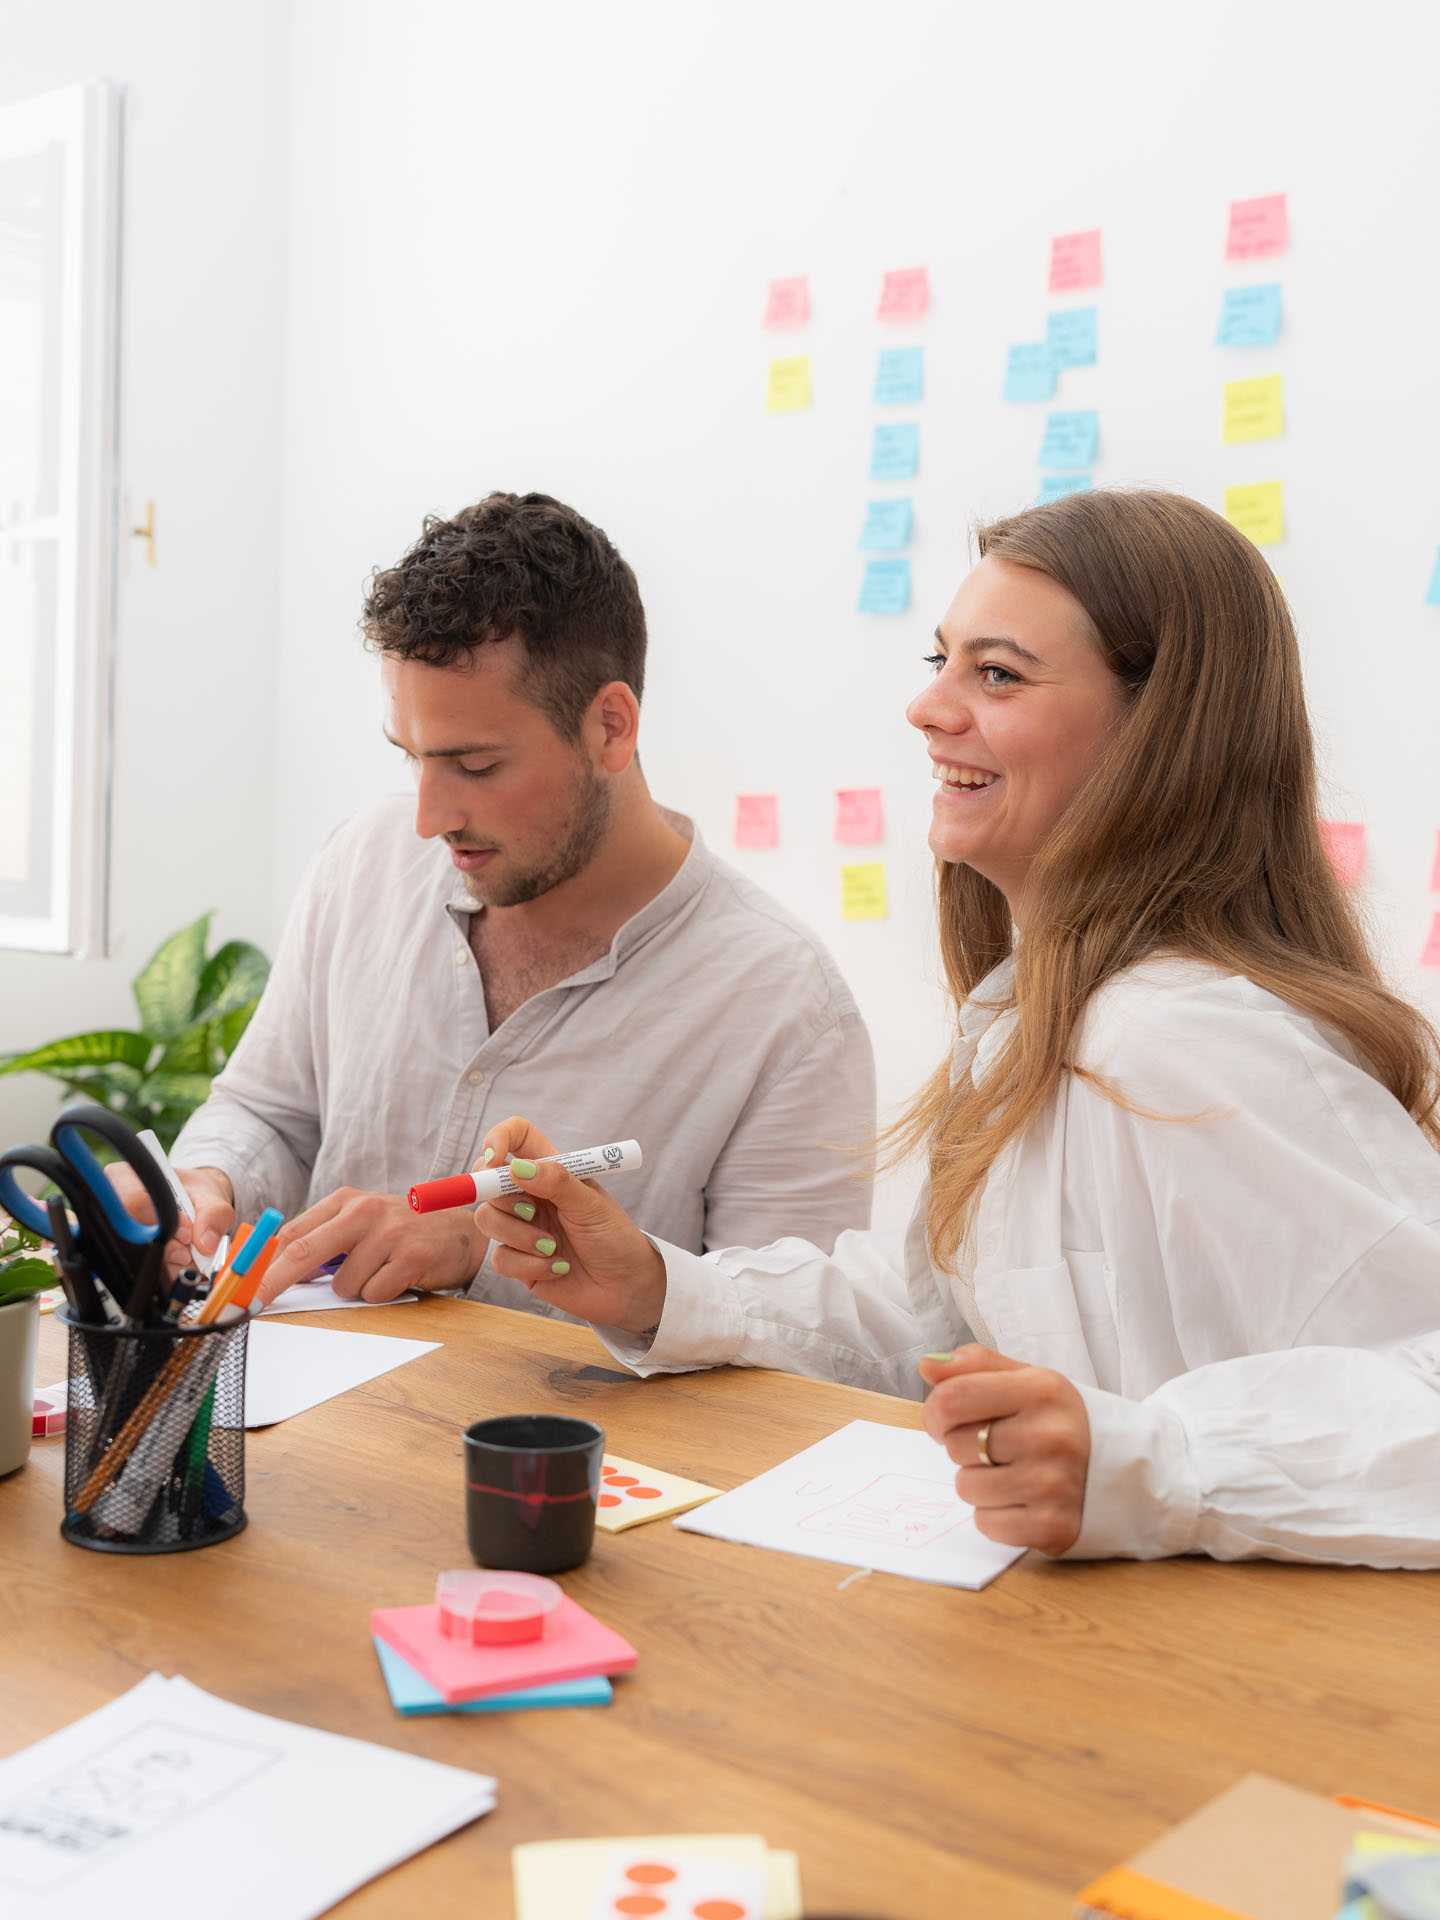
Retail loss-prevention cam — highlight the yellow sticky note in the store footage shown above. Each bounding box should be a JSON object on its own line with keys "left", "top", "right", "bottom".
{"left": 1224, "top": 481, "right": 1284, "bottom": 547}
{"left": 513, "top": 1835, "right": 802, "bottom": 1920}
{"left": 841, "top": 862, "right": 888, "bottom": 920}
{"left": 1222, "top": 374, "right": 1284, "bottom": 443}
{"left": 766, "top": 355, "right": 811, "bottom": 413}
{"left": 595, "top": 1454, "right": 722, "bottom": 1533}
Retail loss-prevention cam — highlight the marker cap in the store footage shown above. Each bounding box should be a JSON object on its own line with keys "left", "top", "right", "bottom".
{"left": 410, "top": 1174, "right": 476, "bottom": 1214}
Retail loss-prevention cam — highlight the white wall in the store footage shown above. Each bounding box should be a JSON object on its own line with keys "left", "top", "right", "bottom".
{"left": 268, "top": 0, "right": 1440, "bottom": 1231}
{"left": 0, "top": 0, "right": 289, "bottom": 1144}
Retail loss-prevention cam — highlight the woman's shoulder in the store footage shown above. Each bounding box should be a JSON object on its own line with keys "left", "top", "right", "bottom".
{"left": 1073, "top": 954, "right": 1338, "bottom": 1078}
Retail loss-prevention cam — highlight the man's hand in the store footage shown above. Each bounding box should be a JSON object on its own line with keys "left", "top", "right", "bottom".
{"left": 918, "top": 1344, "right": 1092, "bottom": 1556}
{"left": 106, "top": 1162, "right": 235, "bottom": 1277}
{"left": 254, "top": 1187, "right": 488, "bottom": 1306}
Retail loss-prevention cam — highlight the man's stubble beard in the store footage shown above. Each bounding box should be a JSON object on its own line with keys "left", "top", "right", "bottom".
{"left": 461, "top": 761, "right": 614, "bottom": 909}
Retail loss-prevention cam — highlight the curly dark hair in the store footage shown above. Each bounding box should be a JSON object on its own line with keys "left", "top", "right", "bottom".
{"left": 361, "top": 491, "right": 647, "bottom": 739}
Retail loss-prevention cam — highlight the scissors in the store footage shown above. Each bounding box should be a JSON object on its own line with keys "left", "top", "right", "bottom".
{"left": 0, "top": 1103, "right": 180, "bottom": 1325}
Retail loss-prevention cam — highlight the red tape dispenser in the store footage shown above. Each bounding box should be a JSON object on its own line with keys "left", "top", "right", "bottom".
{"left": 435, "top": 1569, "right": 562, "bottom": 1646}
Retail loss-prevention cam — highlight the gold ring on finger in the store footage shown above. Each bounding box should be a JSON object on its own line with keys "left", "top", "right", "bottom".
{"left": 976, "top": 1420, "right": 995, "bottom": 1468}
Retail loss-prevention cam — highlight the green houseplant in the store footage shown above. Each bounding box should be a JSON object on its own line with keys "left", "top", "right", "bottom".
{"left": 0, "top": 1219, "right": 52, "bottom": 1474}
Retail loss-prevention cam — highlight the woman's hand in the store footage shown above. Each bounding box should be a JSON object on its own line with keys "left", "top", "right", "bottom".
{"left": 918, "top": 1344, "right": 1091, "bottom": 1555}
{"left": 472, "top": 1117, "right": 667, "bottom": 1336}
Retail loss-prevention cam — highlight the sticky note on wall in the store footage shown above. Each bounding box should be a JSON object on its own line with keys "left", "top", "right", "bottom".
{"left": 1223, "top": 374, "right": 1284, "bottom": 443}
{"left": 763, "top": 275, "right": 811, "bottom": 330}
{"left": 858, "top": 499, "right": 913, "bottom": 550}
{"left": 1319, "top": 820, "right": 1365, "bottom": 888}
{"left": 873, "top": 347, "right": 923, "bottom": 405}
{"left": 735, "top": 794, "right": 778, "bottom": 849}
{"left": 869, "top": 422, "right": 919, "bottom": 481}
{"left": 877, "top": 266, "right": 929, "bottom": 321}
{"left": 1045, "top": 306, "right": 1098, "bottom": 368}
{"left": 1039, "top": 410, "right": 1099, "bottom": 469}
{"left": 841, "top": 863, "right": 888, "bottom": 920}
{"left": 1216, "top": 284, "right": 1282, "bottom": 347}
{"left": 1048, "top": 229, "right": 1102, "bottom": 293}
{"left": 766, "top": 356, "right": 812, "bottom": 413}
{"left": 1224, "top": 481, "right": 1284, "bottom": 547}
{"left": 857, "top": 559, "right": 911, "bottom": 614}
{"left": 835, "top": 789, "right": 884, "bottom": 846}
{"left": 1226, "top": 193, "right": 1289, "bottom": 260}
{"left": 1426, "top": 549, "right": 1440, "bottom": 606}
{"left": 1422, "top": 912, "right": 1440, "bottom": 969}
{"left": 1004, "top": 343, "right": 1056, "bottom": 403}
{"left": 1431, "top": 832, "right": 1440, "bottom": 892}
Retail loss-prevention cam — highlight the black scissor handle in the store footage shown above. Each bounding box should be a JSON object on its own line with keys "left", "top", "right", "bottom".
{"left": 49, "top": 1103, "right": 180, "bottom": 1249}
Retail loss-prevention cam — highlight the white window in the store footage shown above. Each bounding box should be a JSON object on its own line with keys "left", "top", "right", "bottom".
{"left": 0, "top": 80, "right": 120, "bottom": 955}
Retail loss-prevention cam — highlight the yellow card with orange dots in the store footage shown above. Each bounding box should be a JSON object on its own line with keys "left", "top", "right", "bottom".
{"left": 595, "top": 1454, "right": 722, "bottom": 1533}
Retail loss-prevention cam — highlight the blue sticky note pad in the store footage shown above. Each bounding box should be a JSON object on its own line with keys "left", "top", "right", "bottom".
{"left": 372, "top": 1636, "right": 613, "bottom": 1716}
{"left": 1045, "top": 306, "right": 1098, "bottom": 369}
{"left": 858, "top": 558, "right": 911, "bottom": 614}
{"left": 1427, "top": 548, "right": 1440, "bottom": 607}
{"left": 1038, "top": 410, "right": 1099, "bottom": 470}
{"left": 874, "top": 346, "right": 923, "bottom": 406}
{"left": 1216, "top": 283, "right": 1282, "bottom": 348}
{"left": 869, "top": 422, "right": 919, "bottom": 481}
{"left": 859, "top": 498, "right": 913, "bottom": 550}
{"left": 1003, "top": 343, "right": 1056, "bottom": 402}
{"left": 1037, "top": 473, "right": 1093, "bottom": 503}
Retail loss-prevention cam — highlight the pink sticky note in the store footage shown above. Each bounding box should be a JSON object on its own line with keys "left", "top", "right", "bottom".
{"left": 1319, "top": 820, "right": 1366, "bottom": 888}
{"left": 1226, "top": 193, "right": 1289, "bottom": 261}
{"left": 1048, "top": 229, "right": 1102, "bottom": 294}
{"left": 877, "top": 266, "right": 930, "bottom": 322}
{"left": 835, "top": 788, "right": 885, "bottom": 846}
{"left": 1429, "top": 831, "right": 1440, "bottom": 893}
{"left": 735, "top": 793, "right": 779, "bottom": 849}
{"left": 1422, "top": 912, "right": 1440, "bottom": 970}
{"left": 763, "top": 275, "right": 811, "bottom": 330}
{"left": 371, "top": 1597, "right": 637, "bottom": 1704}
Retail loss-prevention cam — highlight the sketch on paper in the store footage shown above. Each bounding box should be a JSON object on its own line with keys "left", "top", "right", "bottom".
{"left": 797, "top": 1472, "right": 966, "bottom": 1551}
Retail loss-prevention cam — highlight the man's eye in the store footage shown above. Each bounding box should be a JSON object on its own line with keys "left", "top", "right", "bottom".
{"left": 922, "top": 652, "right": 946, "bottom": 672}
{"left": 459, "top": 764, "right": 498, "bottom": 779}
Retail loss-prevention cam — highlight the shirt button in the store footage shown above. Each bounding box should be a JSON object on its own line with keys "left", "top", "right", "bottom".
{"left": 467, "top": 1071, "right": 484, "bottom": 1086}
{"left": 454, "top": 951, "right": 468, "bottom": 969}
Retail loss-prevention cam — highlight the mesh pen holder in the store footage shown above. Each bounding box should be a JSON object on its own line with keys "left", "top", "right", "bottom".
{"left": 60, "top": 1308, "right": 248, "bottom": 1553}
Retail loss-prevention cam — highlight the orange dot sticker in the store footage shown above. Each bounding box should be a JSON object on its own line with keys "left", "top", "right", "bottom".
{"left": 629, "top": 1486, "right": 663, "bottom": 1499}
{"left": 694, "top": 1904, "right": 748, "bottom": 1920}
{"left": 608, "top": 1475, "right": 639, "bottom": 1488}
{"left": 615, "top": 1898, "right": 666, "bottom": 1916}
{"left": 626, "top": 1864, "right": 679, "bottom": 1885}
{"left": 598, "top": 1493, "right": 622, "bottom": 1507}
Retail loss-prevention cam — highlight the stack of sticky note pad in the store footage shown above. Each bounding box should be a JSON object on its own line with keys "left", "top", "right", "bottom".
{"left": 513, "top": 1833, "right": 802, "bottom": 1919}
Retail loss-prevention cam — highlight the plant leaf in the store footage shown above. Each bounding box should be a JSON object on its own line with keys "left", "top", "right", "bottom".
{"left": 0, "top": 1258, "right": 58, "bottom": 1303}
{"left": 139, "top": 1070, "right": 214, "bottom": 1111}
{"left": 193, "top": 941, "right": 270, "bottom": 1023}
{"left": 47, "top": 1065, "right": 146, "bottom": 1107}
{"left": 131, "top": 913, "right": 213, "bottom": 1040}
{"left": 0, "top": 1030, "right": 154, "bottom": 1078}
{"left": 216, "top": 999, "right": 260, "bottom": 1058}
{"left": 155, "top": 1025, "right": 214, "bottom": 1076}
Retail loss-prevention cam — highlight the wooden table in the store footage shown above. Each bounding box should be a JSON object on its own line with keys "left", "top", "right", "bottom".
{"left": 5, "top": 1299, "right": 1439, "bottom": 1917}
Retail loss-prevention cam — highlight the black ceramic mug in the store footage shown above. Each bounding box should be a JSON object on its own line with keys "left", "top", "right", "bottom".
{"left": 463, "top": 1414, "right": 604, "bottom": 1574}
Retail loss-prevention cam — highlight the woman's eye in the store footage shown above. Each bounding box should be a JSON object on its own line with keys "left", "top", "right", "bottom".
{"left": 978, "top": 663, "right": 1020, "bottom": 687}
{"left": 922, "top": 652, "right": 946, "bottom": 672}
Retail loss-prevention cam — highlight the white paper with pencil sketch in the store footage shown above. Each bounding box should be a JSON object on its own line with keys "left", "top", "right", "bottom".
{"left": 674, "top": 1419, "right": 1024, "bottom": 1589}
{"left": 0, "top": 1672, "right": 495, "bottom": 1920}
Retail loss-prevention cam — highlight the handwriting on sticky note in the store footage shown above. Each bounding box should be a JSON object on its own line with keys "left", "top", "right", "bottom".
{"left": 1216, "top": 284, "right": 1282, "bottom": 348}
{"left": 841, "top": 863, "right": 888, "bottom": 921}
{"left": 1223, "top": 374, "right": 1284, "bottom": 444}
{"left": 763, "top": 275, "right": 811, "bottom": 330}
{"left": 734, "top": 794, "right": 778, "bottom": 849}
{"left": 1038, "top": 474, "right": 1092, "bottom": 504}
{"left": 766, "top": 356, "right": 811, "bottom": 413}
{"left": 1426, "top": 549, "right": 1440, "bottom": 607}
{"left": 857, "top": 559, "right": 910, "bottom": 614}
{"left": 1422, "top": 912, "right": 1440, "bottom": 970}
{"left": 1039, "top": 410, "right": 1099, "bottom": 469}
{"left": 1224, "top": 481, "right": 1284, "bottom": 547}
{"left": 1004, "top": 343, "right": 1056, "bottom": 403}
{"left": 1045, "top": 306, "right": 1098, "bottom": 369}
{"left": 1048, "top": 229, "right": 1102, "bottom": 294}
{"left": 1319, "top": 821, "right": 1365, "bottom": 889}
{"left": 1226, "top": 193, "right": 1288, "bottom": 260}
{"left": 873, "top": 346, "right": 923, "bottom": 406}
{"left": 877, "top": 266, "right": 929, "bottom": 322}
{"left": 869, "top": 422, "right": 919, "bottom": 482}
{"left": 858, "top": 498, "right": 913, "bottom": 551}
{"left": 835, "top": 789, "right": 884, "bottom": 846}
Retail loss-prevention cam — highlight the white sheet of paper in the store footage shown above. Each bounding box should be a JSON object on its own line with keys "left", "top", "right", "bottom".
{"left": 674, "top": 1419, "right": 1024, "bottom": 1589}
{"left": 259, "top": 1280, "right": 419, "bottom": 1314}
{"left": 243, "top": 1320, "right": 440, "bottom": 1427}
{"left": 0, "top": 1672, "right": 495, "bottom": 1920}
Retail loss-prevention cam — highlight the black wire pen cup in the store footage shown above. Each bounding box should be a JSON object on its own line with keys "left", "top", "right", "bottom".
{"left": 59, "top": 1308, "right": 249, "bottom": 1553}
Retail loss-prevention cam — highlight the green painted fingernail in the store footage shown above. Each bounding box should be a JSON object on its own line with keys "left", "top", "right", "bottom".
{"left": 550, "top": 1259, "right": 570, "bottom": 1276}
{"left": 510, "top": 1158, "right": 537, "bottom": 1180}
{"left": 481, "top": 1146, "right": 495, "bottom": 1166}
{"left": 514, "top": 1201, "right": 536, "bottom": 1222}
{"left": 923, "top": 1351, "right": 955, "bottom": 1363}
{"left": 535, "top": 1237, "right": 556, "bottom": 1257}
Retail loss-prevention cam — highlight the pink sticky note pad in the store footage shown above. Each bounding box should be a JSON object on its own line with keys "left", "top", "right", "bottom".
{"left": 877, "top": 266, "right": 929, "bottom": 322}
{"left": 735, "top": 793, "right": 779, "bottom": 850}
{"left": 763, "top": 275, "right": 810, "bottom": 330}
{"left": 1319, "top": 820, "right": 1365, "bottom": 888}
{"left": 1422, "top": 912, "right": 1440, "bottom": 970}
{"left": 1226, "top": 193, "right": 1288, "bottom": 260}
{"left": 1429, "top": 831, "right": 1440, "bottom": 894}
{"left": 1048, "top": 228, "right": 1102, "bottom": 293}
{"left": 835, "top": 788, "right": 884, "bottom": 846}
{"left": 371, "top": 1595, "right": 636, "bottom": 1704}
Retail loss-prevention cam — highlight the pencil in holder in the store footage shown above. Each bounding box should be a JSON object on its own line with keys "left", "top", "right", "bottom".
{"left": 59, "top": 1308, "right": 248, "bottom": 1553}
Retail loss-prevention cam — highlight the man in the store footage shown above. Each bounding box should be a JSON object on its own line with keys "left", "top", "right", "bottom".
{"left": 149, "top": 492, "right": 874, "bottom": 1310}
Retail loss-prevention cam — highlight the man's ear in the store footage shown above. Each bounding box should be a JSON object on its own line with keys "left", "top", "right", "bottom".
{"left": 588, "top": 680, "right": 641, "bottom": 772}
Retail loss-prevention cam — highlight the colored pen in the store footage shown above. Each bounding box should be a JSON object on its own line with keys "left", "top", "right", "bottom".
{"left": 137, "top": 1128, "right": 222, "bottom": 1279}
{"left": 409, "top": 1139, "right": 643, "bottom": 1213}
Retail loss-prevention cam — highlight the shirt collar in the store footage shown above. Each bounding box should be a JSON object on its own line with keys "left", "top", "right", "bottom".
{"left": 958, "top": 954, "right": 1016, "bottom": 1038}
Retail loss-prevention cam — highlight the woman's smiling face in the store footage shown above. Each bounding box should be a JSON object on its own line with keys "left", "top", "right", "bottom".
{"left": 906, "top": 556, "right": 1128, "bottom": 911}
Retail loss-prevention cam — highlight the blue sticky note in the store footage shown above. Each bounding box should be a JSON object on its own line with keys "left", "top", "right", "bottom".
{"left": 1038, "top": 409, "right": 1099, "bottom": 470}
{"left": 1045, "top": 306, "right": 1098, "bottom": 369}
{"left": 1037, "top": 474, "right": 1093, "bottom": 504}
{"left": 869, "top": 422, "right": 919, "bottom": 481}
{"left": 1427, "top": 548, "right": 1440, "bottom": 607}
{"left": 1216, "top": 283, "right": 1283, "bottom": 348}
{"left": 857, "top": 559, "right": 911, "bottom": 614}
{"left": 372, "top": 1636, "right": 614, "bottom": 1716}
{"left": 1003, "top": 343, "right": 1057, "bottom": 402}
{"left": 873, "top": 346, "right": 923, "bottom": 406}
{"left": 859, "top": 498, "right": 913, "bottom": 550}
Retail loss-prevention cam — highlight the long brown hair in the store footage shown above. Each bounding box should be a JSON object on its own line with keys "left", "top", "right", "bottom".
{"left": 889, "top": 488, "right": 1440, "bottom": 1274}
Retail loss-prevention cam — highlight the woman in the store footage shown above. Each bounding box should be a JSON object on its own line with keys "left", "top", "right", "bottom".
{"left": 473, "top": 489, "right": 1440, "bottom": 1567}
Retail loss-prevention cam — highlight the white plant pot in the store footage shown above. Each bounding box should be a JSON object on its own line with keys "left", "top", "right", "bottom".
{"left": 0, "top": 1294, "right": 40, "bottom": 1476}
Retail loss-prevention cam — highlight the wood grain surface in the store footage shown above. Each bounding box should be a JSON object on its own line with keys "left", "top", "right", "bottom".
{"left": 4, "top": 1297, "right": 1438, "bottom": 1918}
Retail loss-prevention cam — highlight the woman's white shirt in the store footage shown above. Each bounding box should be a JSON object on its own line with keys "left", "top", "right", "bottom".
{"left": 605, "top": 956, "right": 1440, "bottom": 1566}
